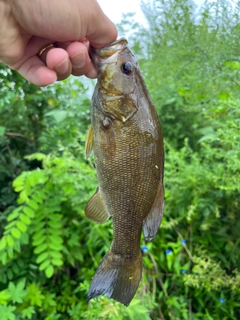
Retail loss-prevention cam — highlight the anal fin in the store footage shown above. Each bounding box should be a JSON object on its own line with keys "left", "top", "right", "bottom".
{"left": 85, "top": 188, "right": 110, "bottom": 224}
{"left": 143, "top": 183, "right": 164, "bottom": 242}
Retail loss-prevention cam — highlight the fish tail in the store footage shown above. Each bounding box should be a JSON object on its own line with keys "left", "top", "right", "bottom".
{"left": 87, "top": 248, "right": 142, "bottom": 306}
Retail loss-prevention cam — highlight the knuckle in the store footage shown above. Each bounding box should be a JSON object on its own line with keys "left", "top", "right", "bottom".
{"left": 2, "top": 47, "right": 25, "bottom": 69}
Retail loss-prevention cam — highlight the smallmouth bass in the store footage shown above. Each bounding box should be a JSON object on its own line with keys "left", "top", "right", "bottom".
{"left": 85, "top": 38, "right": 164, "bottom": 306}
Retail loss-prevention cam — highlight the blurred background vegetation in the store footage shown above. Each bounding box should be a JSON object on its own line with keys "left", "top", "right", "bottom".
{"left": 0, "top": 0, "right": 239, "bottom": 319}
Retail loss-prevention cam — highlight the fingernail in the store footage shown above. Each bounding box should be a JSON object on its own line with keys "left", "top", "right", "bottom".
{"left": 71, "top": 51, "right": 86, "bottom": 68}
{"left": 55, "top": 57, "right": 69, "bottom": 75}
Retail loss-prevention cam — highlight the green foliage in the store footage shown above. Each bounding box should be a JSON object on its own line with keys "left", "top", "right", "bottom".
{"left": 125, "top": 0, "right": 240, "bottom": 151}
{"left": 0, "top": 0, "right": 240, "bottom": 319}
{"left": 0, "top": 152, "right": 97, "bottom": 278}
{"left": 0, "top": 305, "right": 16, "bottom": 320}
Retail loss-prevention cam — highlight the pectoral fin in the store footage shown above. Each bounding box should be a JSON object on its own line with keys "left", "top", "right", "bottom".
{"left": 143, "top": 183, "right": 164, "bottom": 242}
{"left": 85, "top": 126, "right": 94, "bottom": 159}
{"left": 85, "top": 188, "right": 110, "bottom": 224}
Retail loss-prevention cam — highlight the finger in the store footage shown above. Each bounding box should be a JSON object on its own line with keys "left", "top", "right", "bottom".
{"left": 10, "top": 37, "right": 72, "bottom": 85}
{"left": 9, "top": 37, "right": 53, "bottom": 69}
{"left": 17, "top": 55, "right": 57, "bottom": 86}
{"left": 57, "top": 41, "right": 97, "bottom": 78}
{"left": 85, "top": 62, "right": 98, "bottom": 79}
{"left": 44, "top": 48, "right": 72, "bottom": 81}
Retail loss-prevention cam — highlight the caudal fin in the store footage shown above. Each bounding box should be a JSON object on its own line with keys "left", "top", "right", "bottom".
{"left": 87, "top": 249, "right": 142, "bottom": 306}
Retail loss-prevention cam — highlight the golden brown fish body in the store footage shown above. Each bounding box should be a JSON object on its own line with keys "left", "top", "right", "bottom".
{"left": 85, "top": 38, "right": 164, "bottom": 306}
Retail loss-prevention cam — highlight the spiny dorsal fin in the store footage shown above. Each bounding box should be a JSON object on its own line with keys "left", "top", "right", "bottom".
{"left": 85, "top": 126, "right": 94, "bottom": 159}
{"left": 85, "top": 188, "right": 110, "bottom": 224}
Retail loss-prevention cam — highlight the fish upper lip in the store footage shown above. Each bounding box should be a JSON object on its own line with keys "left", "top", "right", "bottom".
{"left": 89, "top": 38, "right": 128, "bottom": 70}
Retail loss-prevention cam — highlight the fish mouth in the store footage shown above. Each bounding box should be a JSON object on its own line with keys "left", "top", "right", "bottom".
{"left": 89, "top": 38, "right": 128, "bottom": 70}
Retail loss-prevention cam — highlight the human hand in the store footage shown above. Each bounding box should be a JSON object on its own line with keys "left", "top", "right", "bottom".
{"left": 0, "top": 0, "right": 117, "bottom": 86}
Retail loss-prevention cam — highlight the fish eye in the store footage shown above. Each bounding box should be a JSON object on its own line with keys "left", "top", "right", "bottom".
{"left": 121, "top": 62, "right": 133, "bottom": 75}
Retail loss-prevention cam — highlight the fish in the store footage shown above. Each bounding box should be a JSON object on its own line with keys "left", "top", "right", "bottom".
{"left": 85, "top": 38, "right": 164, "bottom": 306}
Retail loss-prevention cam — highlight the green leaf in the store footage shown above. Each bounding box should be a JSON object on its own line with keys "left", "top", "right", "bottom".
{"left": 45, "top": 265, "right": 54, "bottom": 278}
{"left": 6, "top": 235, "right": 14, "bottom": 247}
{"left": 0, "top": 290, "right": 11, "bottom": 304}
{"left": 16, "top": 221, "right": 27, "bottom": 233}
{"left": 25, "top": 153, "right": 47, "bottom": 161}
{"left": 49, "top": 236, "right": 63, "bottom": 245}
{"left": 0, "top": 126, "right": 5, "bottom": 137}
{"left": 48, "top": 213, "right": 62, "bottom": 222}
{"left": 11, "top": 228, "right": 21, "bottom": 240}
{"left": 0, "top": 305, "right": 16, "bottom": 320}
{"left": 19, "top": 214, "right": 31, "bottom": 225}
{"left": 36, "top": 251, "right": 49, "bottom": 264}
{"left": 48, "top": 220, "right": 62, "bottom": 229}
{"left": 49, "top": 228, "right": 62, "bottom": 236}
{"left": 7, "top": 269, "right": 13, "bottom": 280}
{"left": 7, "top": 246, "right": 14, "bottom": 259}
{"left": 32, "top": 235, "right": 45, "bottom": 247}
{"left": 18, "top": 191, "right": 29, "bottom": 203}
{"left": 7, "top": 208, "right": 21, "bottom": 222}
{"left": 20, "top": 306, "right": 35, "bottom": 319}
{"left": 27, "top": 283, "right": 44, "bottom": 307}
{"left": 32, "top": 193, "right": 44, "bottom": 204}
{"left": 0, "top": 238, "right": 7, "bottom": 251}
{"left": 12, "top": 263, "right": 19, "bottom": 275}
{"left": 4, "top": 221, "right": 17, "bottom": 231}
{"left": 23, "top": 206, "right": 35, "bottom": 218}
{"left": 1, "top": 252, "right": 7, "bottom": 265}
{"left": 49, "top": 251, "right": 62, "bottom": 259}
{"left": 21, "top": 232, "right": 29, "bottom": 245}
{"left": 39, "top": 259, "right": 51, "bottom": 271}
{"left": 52, "top": 259, "right": 63, "bottom": 267}
{"left": 8, "top": 280, "right": 27, "bottom": 303}
{"left": 28, "top": 200, "right": 39, "bottom": 211}
{"left": 32, "top": 222, "right": 45, "bottom": 232}
{"left": 34, "top": 243, "right": 48, "bottom": 254}
{"left": 49, "top": 242, "right": 63, "bottom": 251}
{"left": 17, "top": 279, "right": 26, "bottom": 291}
{"left": 32, "top": 229, "right": 46, "bottom": 243}
{"left": 17, "top": 259, "right": 25, "bottom": 268}
{"left": 35, "top": 191, "right": 48, "bottom": 200}
{"left": 12, "top": 172, "right": 28, "bottom": 190}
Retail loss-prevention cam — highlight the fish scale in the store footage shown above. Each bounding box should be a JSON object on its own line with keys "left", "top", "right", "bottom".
{"left": 85, "top": 38, "right": 164, "bottom": 306}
